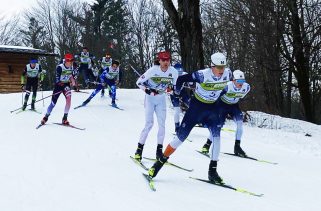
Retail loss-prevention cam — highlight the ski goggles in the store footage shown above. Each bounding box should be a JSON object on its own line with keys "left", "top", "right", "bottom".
{"left": 235, "top": 79, "right": 246, "bottom": 84}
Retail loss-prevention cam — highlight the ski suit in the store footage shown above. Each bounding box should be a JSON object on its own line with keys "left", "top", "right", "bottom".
{"left": 45, "top": 63, "right": 76, "bottom": 116}
{"left": 21, "top": 63, "right": 43, "bottom": 107}
{"left": 136, "top": 65, "right": 178, "bottom": 145}
{"left": 170, "top": 68, "right": 231, "bottom": 161}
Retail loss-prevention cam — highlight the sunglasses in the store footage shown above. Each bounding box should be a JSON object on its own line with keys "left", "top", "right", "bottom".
{"left": 235, "top": 79, "right": 245, "bottom": 84}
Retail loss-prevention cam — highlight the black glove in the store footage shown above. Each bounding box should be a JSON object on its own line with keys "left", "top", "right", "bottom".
{"left": 73, "top": 85, "right": 79, "bottom": 92}
{"left": 145, "top": 88, "right": 158, "bottom": 95}
{"left": 56, "top": 82, "right": 64, "bottom": 87}
{"left": 172, "top": 91, "right": 179, "bottom": 98}
{"left": 21, "top": 84, "right": 25, "bottom": 90}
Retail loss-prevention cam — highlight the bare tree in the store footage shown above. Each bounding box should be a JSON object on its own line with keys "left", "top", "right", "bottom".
{"left": 0, "top": 15, "right": 21, "bottom": 45}
{"left": 278, "top": 0, "right": 321, "bottom": 123}
{"left": 161, "top": 0, "right": 204, "bottom": 71}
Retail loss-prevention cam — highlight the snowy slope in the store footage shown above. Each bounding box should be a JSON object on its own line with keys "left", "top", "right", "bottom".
{"left": 1, "top": 89, "right": 321, "bottom": 211}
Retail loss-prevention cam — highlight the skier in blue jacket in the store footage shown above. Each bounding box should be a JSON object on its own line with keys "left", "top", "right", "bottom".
{"left": 80, "top": 60, "right": 121, "bottom": 107}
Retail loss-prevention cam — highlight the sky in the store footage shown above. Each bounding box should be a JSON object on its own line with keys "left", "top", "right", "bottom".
{"left": 0, "top": 0, "right": 95, "bottom": 20}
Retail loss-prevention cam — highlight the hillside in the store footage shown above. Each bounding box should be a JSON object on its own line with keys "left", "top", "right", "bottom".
{"left": 1, "top": 89, "right": 321, "bottom": 211}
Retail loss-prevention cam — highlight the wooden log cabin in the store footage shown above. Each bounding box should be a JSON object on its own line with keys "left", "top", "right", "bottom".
{"left": 0, "top": 45, "right": 57, "bottom": 93}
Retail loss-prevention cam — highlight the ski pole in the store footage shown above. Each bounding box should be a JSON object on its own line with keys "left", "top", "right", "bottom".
{"left": 89, "top": 81, "right": 104, "bottom": 85}
{"left": 42, "top": 88, "right": 44, "bottom": 107}
{"left": 10, "top": 90, "right": 62, "bottom": 113}
{"left": 21, "top": 89, "right": 24, "bottom": 107}
{"left": 129, "top": 64, "right": 142, "bottom": 77}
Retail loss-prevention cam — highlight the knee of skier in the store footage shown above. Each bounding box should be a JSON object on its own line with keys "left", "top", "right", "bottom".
{"left": 144, "top": 121, "right": 154, "bottom": 131}
{"left": 111, "top": 86, "right": 116, "bottom": 94}
{"left": 176, "top": 129, "right": 189, "bottom": 142}
{"left": 170, "top": 136, "right": 183, "bottom": 149}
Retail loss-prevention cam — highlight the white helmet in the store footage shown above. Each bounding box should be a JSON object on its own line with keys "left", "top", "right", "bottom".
{"left": 211, "top": 52, "right": 226, "bottom": 66}
{"left": 233, "top": 70, "right": 245, "bottom": 80}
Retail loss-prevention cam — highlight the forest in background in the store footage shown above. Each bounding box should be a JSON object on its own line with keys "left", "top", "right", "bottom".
{"left": 0, "top": 0, "right": 320, "bottom": 124}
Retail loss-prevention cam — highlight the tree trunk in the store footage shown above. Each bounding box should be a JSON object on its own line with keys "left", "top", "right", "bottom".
{"left": 161, "top": 0, "right": 204, "bottom": 71}
{"left": 286, "top": 66, "right": 293, "bottom": 117}
{"left": 289, "top": 0, "right": 314, "bottom": 122}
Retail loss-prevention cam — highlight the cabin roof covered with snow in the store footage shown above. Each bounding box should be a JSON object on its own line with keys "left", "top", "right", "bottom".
{"left": 0, "top": 45, "right": 58, "bottom": 56}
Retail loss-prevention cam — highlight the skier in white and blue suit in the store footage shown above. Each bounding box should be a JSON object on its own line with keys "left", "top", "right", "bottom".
{"left": 148, "top": 52, "right": 232, "bottom": 184}
{"left": 201, "top": 69, "right": 251, "bottom": 157}
{"left": 81, "top": 60, "right": 120, "bottom": 107}
{"left": 133, "top": 51, "right": 178, "bottom": 162}
{"left": 170, "top": 63, "right": 191, "bottom": 132}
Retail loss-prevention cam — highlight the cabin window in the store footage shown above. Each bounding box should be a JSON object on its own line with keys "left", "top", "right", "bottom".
{"left": 8, "top": 65, "right": 13, "bottom": 73}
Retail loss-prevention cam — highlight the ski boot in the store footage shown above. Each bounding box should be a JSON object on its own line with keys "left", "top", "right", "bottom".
{"left": 62, "top": 114, "right": 69, "bottom": 125}
{"left": 156, "top": 144, "right": 163, "bottom": 160}
{"left": 101, "top": 89, "right": 105, "bottom": 97}
{"left": 208, "top": 160, "right": 223, "bottom": 184}
{"left": 111, "top": 100, "right": 117, "bottom": 107}
{"left": 22, "top": 102, "right": 27, "bottom": 111}
{"left": 148, "top": 155, "right": 168, "bottom": 178}
{"left": 41, "top": 114, "right": 49, "bottom": 125}
{"left": 134, "top": 143, "right": 144, "bottom": 162}
{"left": 201, "top": 139, "right": 212, "bottom": 154}
{"left": 234, "top": 140, "right": 247, "bottom": 157}
{"left": 31, "top": 100, "right": 35, "bottom": 110}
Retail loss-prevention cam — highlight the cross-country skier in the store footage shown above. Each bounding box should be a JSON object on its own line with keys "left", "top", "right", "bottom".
{"left": 148, "top": 52, "right": 231, "bottom": 184}
{"left": 98, "top": 53, "right": 113, "bottom": 97}
{"left": 40, "top": 53, "right": 76, "bottom": 125}
{"left": 80, "top": 60, "right": 121, "bottom": 107}
{"left": 201, "top": 69, "right": 250, "bottom": 157}
{"left": 21, "top": 58, "right": 44, "bottom": 110}
{"left": 134, "top": 51, "right": 178, "bottom": 162}
{"left": 75, "top": 46, "right": 95, "bottom": 88}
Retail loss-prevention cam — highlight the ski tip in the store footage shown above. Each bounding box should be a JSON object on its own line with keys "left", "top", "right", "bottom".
{"left": 36, "top": 124, "right": 43, "bottom": 129}
{"left": 74, "top": 105, "right": 84, "bottom": 109}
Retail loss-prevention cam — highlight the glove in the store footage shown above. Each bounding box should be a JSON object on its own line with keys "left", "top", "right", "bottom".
{"left": 74, "top": 86, "right": 79, "bottom": 92}
{"left": 174, "top": 87, "right": 181, "bottom": 96}
{"left": 145, "top": 88, "right": 158, "bottom": 96}
{"left": 166, "top": 86, "right": 173, "bottom": 94}
{"left": 21, "top": 84, "right": 25, "bottom": 90}
{"left": 172, "top": 91, "right": 180, "bottom": 98}
{"left": 57, "top": 81, "right": 64, "bottom": 87}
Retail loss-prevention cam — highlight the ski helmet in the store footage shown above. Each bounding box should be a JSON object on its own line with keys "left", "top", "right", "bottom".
{"left": 233, "top": 70, "right": 245, "bottom": 80}
{"left": 211, "top": 52, "right": 226, "bottom": 66}
{"left": 174, "top": 63, "right": 182, "bottom": 69}
{"left": 30, "top": 58, "right": 38, "bottom": 64}
{"left": 158, "top": 51, "right": 171, "bottom": 60}
{"left": 64, "top": 53, "right": 74, "bottom": 62}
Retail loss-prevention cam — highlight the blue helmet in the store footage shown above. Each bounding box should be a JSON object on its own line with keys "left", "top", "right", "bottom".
{"left": 174, "top": 63, "right": 182, "bottom": 69}
{"left": 30, "top": 59, "right": 38, "bottom": 64}
{"left": 174, "top": 63, "right": 183, "bottom": 75}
